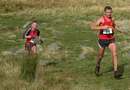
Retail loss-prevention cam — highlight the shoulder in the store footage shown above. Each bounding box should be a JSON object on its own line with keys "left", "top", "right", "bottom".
{"left": 25, "top": 28, "right": 31, "bottom": 36}
{"left": 96, "top": 16, "right": 104, "bottom": 25}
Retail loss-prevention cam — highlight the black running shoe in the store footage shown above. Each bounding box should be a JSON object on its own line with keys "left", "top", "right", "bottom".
{"left": 95, "top": 66, "right": 100, "bottom": 76}
{"left": 114, "top": 71, "right": 122, "bottom": 79}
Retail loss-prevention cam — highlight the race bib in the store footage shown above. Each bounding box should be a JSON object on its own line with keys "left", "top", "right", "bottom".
{"left": 103, "top": 28, "right": 113, "bottom": 34}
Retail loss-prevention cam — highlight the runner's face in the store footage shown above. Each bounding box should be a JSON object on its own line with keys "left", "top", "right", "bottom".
{"left": 105, "top": 9, "right": 112, "bottom": 18}
{"left": 31, "top": 23, "right": 37, "bottom": 31}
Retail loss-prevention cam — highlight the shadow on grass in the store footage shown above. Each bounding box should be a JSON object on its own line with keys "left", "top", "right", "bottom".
{"left": 118, "top": 64, "right": 125, "bottom": 76}
{"left": 20, "top": 55, "right": 38, "bottom": 82}
{"left": 103, "top": 63, "right": 126, "bottom": 79}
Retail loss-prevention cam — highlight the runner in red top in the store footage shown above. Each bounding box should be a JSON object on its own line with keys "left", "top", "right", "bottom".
{"left": 91, "top": 6, "right": 122, "bottom": 79}
{"left": 98, "top": 15, "right": 115, "bottom": 40}
{"left": 25, "top": 21, "right": 40, "bottom": 55}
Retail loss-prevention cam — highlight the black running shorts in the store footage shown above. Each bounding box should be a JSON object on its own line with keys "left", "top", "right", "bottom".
{"left": 98, "top": 39, "right": 115, "bottom": 48}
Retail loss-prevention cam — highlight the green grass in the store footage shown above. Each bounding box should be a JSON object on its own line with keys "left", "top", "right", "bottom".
{"left": 0, "top": 0, "right": 130, "bottom": 90}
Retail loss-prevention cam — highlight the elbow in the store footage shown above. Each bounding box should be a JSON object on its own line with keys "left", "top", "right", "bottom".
{"left": 91, "top": 27, "right": 95, "bottom": 30}
{"left": 90, "top": 25, "right": 96, "bottom": 30}
{"left": 90, "top": 22, "right": 96, "bottom": 30}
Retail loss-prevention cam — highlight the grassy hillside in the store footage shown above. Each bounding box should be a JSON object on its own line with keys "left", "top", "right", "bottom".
{"left": 0, "top": 0, "right": 130, "bottom": 90}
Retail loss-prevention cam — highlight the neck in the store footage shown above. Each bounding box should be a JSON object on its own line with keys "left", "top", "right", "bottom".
{"left": 104, "top": 15, "right": 112, "bottom": 19}
{"left": 31, "top": 28, "right": 36, "bottom": 31}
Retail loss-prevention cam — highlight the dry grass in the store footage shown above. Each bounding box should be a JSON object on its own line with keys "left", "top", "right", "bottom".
{"left": 1, "top": 0, "right": 130, "bottom": 8}
{"left": 0, "top": 0, "right": 130, "bottom": 13}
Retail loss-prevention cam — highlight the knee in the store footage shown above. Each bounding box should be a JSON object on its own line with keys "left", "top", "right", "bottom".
{"left": 98, "top": 54, "right": 104, "bottom": 59}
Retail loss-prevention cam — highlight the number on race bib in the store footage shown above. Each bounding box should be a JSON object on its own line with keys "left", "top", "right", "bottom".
{"left": 103, "top": 28, "right": 113, "bottom": 34}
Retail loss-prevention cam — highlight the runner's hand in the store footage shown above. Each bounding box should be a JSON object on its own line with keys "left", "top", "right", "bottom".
{"left": 101, "top": 26, "right": 109, "bottom": 29}
{"left": 26, "top": 35, "right": 32, "bottom": 39}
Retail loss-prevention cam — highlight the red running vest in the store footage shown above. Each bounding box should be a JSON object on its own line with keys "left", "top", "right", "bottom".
{"left": 99, "top": 16, "right": 115, "bottom": 40}
{"left": 26, "top": 30, "right": 38, "bottom": 43}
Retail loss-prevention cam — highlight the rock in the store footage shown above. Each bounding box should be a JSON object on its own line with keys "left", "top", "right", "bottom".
{"left": 42, "top": 42, "right": 65, "bottom": 60}
{"left": 15, "top": 48, "right": 25, "bottom": 54}
{"left": 1, "top": 51, "right": 13, "bottom": 56}
{"left": 47, "top": 42, "right": 61, "bottom": 52}
{"left": 79, "top": 46, "right": 95, "bottom": 60}
{"left": 37, "top": 45, "right": 43, "bottom": 52}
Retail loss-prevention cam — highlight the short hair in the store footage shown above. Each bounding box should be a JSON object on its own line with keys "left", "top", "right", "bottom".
{"left": 30, "top": 17, "right": 37, "bottom": 23}
{"left": 104, "top": 6, "right": 112, "bottom": 11}
{"left": 32, "top": 19, "right": 37, "bottom": 23}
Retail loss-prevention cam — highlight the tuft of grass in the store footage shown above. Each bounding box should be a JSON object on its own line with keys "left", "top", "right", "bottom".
{"left": 20, "top": 55, "right": 39, "bottom": 82}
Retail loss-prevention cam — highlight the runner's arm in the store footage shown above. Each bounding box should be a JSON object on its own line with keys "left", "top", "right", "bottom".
{"left": 25, "top": 28, "right": 32, "bottom": 38}
{"left": 115, "top": 27, "right": 128, "bottom": 34}
{"left": 114, "top": 21, "right": 127, "bottom": 34}
{"left": 90, "top": 18, "right": 109, "bottom": 30}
